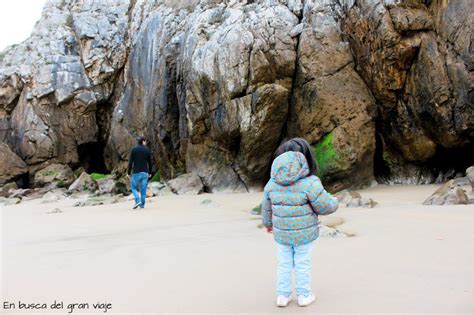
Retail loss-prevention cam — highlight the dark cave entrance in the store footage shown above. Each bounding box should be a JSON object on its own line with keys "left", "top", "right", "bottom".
{"left": 77, "top": 101, "right": 113, "bottom": 174}
{"left": 373, "top": 131, "right": 391, "bottom": 182}
{"left": 374, "top": 131, "right": 474, "bottom": 183}
{"left": 15, "top": 173, "right": 30, "bottom": 189}
{"left": 425, "top": 144, "right": 474, "bottom": 180}
{"left": 76, "top": 99, "right": 113, "bottom": 174}
{"left": 77, "top": 142, "right": 109, "bottom": 174}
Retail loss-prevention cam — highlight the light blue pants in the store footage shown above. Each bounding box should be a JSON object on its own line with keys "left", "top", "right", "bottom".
{"left": 131, "top": 172, "right": 148, "bottom": 208}
{"left": 276, "top": 242, "right": 314, "bottom": 297}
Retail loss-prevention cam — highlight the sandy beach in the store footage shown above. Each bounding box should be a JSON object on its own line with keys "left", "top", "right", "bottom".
{"left": 1, "top": 184, "right": 473, "bottom": 314}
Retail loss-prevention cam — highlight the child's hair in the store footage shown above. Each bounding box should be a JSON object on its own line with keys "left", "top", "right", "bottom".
{"left": 274, "top": 138, "right": 318, "bottom": 176}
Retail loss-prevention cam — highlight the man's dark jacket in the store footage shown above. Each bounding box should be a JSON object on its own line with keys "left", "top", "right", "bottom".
{"left": 127, "top": 144, "right": 152, "bottom": 175}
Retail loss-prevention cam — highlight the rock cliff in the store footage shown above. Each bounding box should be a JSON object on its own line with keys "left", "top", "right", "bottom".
{"left": 0, "top": 0, "right": 472, "bottom": 191}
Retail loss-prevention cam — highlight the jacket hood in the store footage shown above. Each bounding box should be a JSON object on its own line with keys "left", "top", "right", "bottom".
{"left": 271, "top": 151, "right": 310, "bottom": 186}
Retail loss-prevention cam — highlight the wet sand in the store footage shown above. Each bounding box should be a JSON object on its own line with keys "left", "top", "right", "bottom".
{"left": 1, "top": 184, "right": 473, "bottom": 313}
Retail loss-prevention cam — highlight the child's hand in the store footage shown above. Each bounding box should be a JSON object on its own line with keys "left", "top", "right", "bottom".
{"left": 266, "top": 226, "right": 273, "bottom": 234}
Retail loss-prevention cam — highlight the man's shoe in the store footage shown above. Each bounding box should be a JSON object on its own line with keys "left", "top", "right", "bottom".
{"left": 133, "top": 202, "right": 141, "bottom": 209}
{"left": 276, "top": 295, "right": 292, "bottom": 307}
{"left": 297, "top": 292, "right": 315, "bottom": 307}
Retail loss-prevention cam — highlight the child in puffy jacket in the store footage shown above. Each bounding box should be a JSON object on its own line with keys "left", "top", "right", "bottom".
{"left": 262, "top": 138, "right": 338, "bottom": 307}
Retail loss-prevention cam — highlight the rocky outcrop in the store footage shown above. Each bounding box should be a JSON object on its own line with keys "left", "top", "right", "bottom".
{"left": 0, "top": 0, "right": 472, "bottom": 192}
{"left": 168, "top": 173, "right": 205, "bottom": 195}
{"left": 34, "top": 163, "right": 74, "bottom": 188}
{"left": 148, "top": 181, "right": 175, "bottom": 196}
{"left": 287, "top": 0, "right": 376, "bottom": 191}
{"left": 0, "top": 143, "right": 28, "bottom": 185}
{"left": 68, "top": 171, "right": 97, "bottom": 192}
{"left": 0, "top": 182, "right": 17, "bottom": 197}
{"left": 342, "top": 0, "right": 473, "bottom": 183}
{"left": 108, "top": 1, "right": 300, "bottom": 192}
{"left": 0, "top": 0, "right": 129, "bottom": 173}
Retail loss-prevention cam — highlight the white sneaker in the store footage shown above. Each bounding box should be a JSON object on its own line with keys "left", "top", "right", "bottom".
{"left": 297, "top": 292, "right": 315, "bottom": 307}
{"left": 276, "top": 295, "right": 292, "bottom": 307}
{"left": 133, "top": 202, "right": 141, "bottom": 209}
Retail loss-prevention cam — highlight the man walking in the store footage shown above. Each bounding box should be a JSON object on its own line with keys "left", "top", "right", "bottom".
{"left": 128, "top": 136, "right": 152, "bottom": 209}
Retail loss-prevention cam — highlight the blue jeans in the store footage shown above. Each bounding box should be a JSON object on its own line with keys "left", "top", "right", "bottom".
{"left": 276, "top": 242, "right": 314, "bottom": 297}
{"left": 131, "top": 172, "right": 148, "bottom": 208}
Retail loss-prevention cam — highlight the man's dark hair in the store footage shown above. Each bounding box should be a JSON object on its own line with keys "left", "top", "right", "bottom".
{"left": 137, "top": 136, "right": 146, "bottom": 145}
{"left": 273, "top": 137, "right": 318, "bottom": 176}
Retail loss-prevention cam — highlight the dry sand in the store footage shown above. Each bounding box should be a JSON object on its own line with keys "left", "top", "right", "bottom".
{"left": 1, "top": 184, "right": 473, "bottom": 314}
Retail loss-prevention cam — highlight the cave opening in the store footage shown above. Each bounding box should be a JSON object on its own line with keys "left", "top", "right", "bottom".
{"left": 15, "top": 173, "right": 30, "bottom": 189}
{"left": 374, "top": 131, "right": 474, "bottom": 183}
{"left": 373, "top": 131, "right": 392, "bottom": 182}
{"left": 76, "top": 99, "right": 113, "bottom": 174}
{"left": 425, "top": 144, "right": 474, "bottom": 181}
{"left": 77, "top": 142, "right": 109, "bottom": 174}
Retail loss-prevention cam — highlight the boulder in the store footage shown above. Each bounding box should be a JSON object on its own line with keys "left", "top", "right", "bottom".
{"left": 114, "top": 176, "right": 131, "bottom": 196}
{"left": 96, "top": 176, "right": 117, "bottom": 195}
{"left": 335, "top": 190, "right": 377, "bottom": 208}
{"left": 21, "top": 187, "right": 50, "bottom": 201}
{"left": 68, "top": 172, "right": 98, "bottom": 192}
{"left": 0, "top": 143, "right": 28, "bottom": 185}
{"left": 423, "top": 180, "right": 469, "bottom": 205}
{"left": 0, "top": 197, "right": 21, "bottom": 205}
{"left": 73, "top": 195, "right": 122, "bottom": 207}
{"left": 148, "top": 181, "right": 166, "bottom": 196}
{"left": 8, "top": 189, "right": 31, "bottom": 199}
{"left": 34, "top": 164, "right": 74, "bottom": 188}
{"left": 453, "top": 176, "right": 470, "bottom": 187}
{"left": 0, "top": 182, "right": 17, "bottom": 197}
{"left": 167, "top": 174, "right": 204, "bottom": 195}
{"left": 153, "top": 186, "right": 175, "bottom": 196}
{"left": 41, "top": 189, "right": 67, "bottom": 203}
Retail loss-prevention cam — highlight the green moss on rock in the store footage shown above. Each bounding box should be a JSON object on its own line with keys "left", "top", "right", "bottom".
{"left": 314, "top": 133, "right": 338, "bottom": 179}
{"left": 150, "top": 170, "right": 161, "bottom": 182}
{"left": 41, "top": 170, "right": 58, "bottom": 177}
{"left": 90, "top": 173, "right": 107, "bottom": 181}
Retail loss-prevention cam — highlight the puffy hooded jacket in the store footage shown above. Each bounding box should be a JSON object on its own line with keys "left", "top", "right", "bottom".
{"left": 262, "top": 151, "right": 338, "bottom": 246}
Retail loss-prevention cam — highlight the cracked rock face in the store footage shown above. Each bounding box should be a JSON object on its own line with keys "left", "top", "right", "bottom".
{"left": 0, "top": 143, "right": 28, "bottom": 185}
{"left": 0, "top": 0, "right": 472, "bottom": 191}
{"left": 0, "top": 0, "right": 129, "bottom": 179}
{"left": 342, "top": 0, "right": 474, "bottom": 183}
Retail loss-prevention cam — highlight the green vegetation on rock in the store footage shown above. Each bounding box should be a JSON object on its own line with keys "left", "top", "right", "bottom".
{"left": 150, "top": 170, "right": 161, "bottom": 182}
{"left": 90, "top": 173, "right": 107, "bottom": 181}
{"left": 40, "top": 170, "right": 57, "bottom": 177}
{"left": 314, "top": 133, "right": 338, "bottom": 179}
